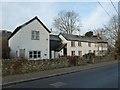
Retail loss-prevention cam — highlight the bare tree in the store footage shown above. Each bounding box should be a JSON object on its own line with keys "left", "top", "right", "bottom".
{"left": 104, "top": 15, "right": 118, "bottom": 46}
{"left": 53, "top": 10, "right": 81, "bottom": 34}
{"left": 94, "top": 15, "right": 118, "bottom": 47}
{"left": 93, "top": 28, "right": 107, "bottom": 42}
{"left": 2, "top": 37, "right": 11, "bottom": 59}
{"left": 118, "top": 1, "right": 120, "bottom": 56}
{"left": 116, "top": 17, "right": 120, "bottom": 56}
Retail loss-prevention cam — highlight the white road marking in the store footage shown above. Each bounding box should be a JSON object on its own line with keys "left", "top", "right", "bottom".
{"left": 50, "top": 82, "right": 66, "bottom": 87}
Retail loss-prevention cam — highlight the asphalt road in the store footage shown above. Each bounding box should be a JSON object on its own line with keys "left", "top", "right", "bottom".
{"left": 5, "top": 63, "right": 119, "bottom": 88}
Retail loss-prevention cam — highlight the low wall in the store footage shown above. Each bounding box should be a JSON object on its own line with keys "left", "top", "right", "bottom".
{"left": 2, "top": 55, "right": 116, "bottom": 76}
{"left": 2, "top": 57, "right": 87, "bottom": 76}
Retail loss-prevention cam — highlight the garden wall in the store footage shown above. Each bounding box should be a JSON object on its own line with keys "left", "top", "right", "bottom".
{"left": 2, "top": 57, "right": 87, "bottom": 76}
{"left": 2, "top": 55, "right": 116, "bottom": 76}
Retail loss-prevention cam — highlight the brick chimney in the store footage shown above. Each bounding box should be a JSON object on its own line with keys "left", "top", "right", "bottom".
{"left": 97, "top": 33, "right": 100, "bottom": 39}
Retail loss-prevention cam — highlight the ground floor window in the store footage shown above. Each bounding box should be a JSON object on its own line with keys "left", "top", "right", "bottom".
{"left": 71, "top": 51, "right": 75, "bottom": 56}
{"left": 29, "top": 51, "right": 41, "bottom": 59}
{"left": 89, "top": 50, "right": 92, "bottom": 53}
{"left": 78, "top": 51, "right": 82, "bottom": 56}
{"left": 19, "top": 49, "right": 25, "bottom": 58}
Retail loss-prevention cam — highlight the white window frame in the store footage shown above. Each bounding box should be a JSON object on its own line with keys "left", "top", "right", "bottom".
{"left": 29, "top": 51, "right": 41, "bottom": 59}
{"left": 78, "top": 42, "right": 81, "bottom": 46}
{"left": 71, "top": 41, "right": 75, "bottom": 47}
{"left": 95, "top": 43, "right": 97, "bottom": 47}
{"left": 88, "top": 42, "right": 91, "bottom": 47}
{"left": 31, "top": 31, "right": 39, "bottom": 40}
{"left": 71, "top": 51, "right": 75, "bottom": 56}
{"left": 78, "top": 51, "right": 82, "bottom": 56}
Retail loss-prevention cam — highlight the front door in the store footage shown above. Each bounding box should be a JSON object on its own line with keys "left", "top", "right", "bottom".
{"left": 63, "top": 48, "right": 67, "bottom": 55}
{"left": 19, "top": 49, "right": 25, "bottom": 58}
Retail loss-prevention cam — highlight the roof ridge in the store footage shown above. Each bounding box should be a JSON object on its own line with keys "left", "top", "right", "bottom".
{"left": 60, "top": 33, "right": 107, "bottom": 43}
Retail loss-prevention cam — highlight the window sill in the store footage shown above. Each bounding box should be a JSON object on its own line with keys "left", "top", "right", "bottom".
{"left": 31, "top": 39, "right": 40, "bottom": 40}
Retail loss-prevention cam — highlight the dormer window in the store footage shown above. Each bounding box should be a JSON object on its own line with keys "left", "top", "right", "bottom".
{"left": 31, "top": 31, "right": 39, "bottom": 40}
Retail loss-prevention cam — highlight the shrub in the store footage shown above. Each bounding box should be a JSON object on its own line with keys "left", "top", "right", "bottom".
{"left": 83, "top": 53, "right": 95, "bottom": 58}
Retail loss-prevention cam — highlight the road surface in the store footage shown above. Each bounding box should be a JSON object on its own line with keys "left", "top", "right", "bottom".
{"left": 5, "top": 63, "right": 119, "bottom": 88}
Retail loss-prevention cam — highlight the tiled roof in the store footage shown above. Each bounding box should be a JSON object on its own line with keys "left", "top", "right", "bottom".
{"left": 50, "top": 35, "right": 61, "bottom": 41}
{"left": 60, "top": 33, "right": 107, "bottom": 43}
{"left": 50, "top": 35, "right": 66, "bottom": 51}
{"left": 55, "top": 43, "right": 67, "bottom": 51}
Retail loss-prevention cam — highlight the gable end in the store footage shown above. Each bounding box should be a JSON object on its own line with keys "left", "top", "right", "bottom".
{"left": 8, "top": 16, "right": 51, "bottom": 40}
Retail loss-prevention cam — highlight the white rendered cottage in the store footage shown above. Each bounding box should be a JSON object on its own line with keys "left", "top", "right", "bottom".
{"left": 8, "top": 16, "right": 51, "bottom": 60}
{"left": 58, "top": 33, "right": 108, "bottom": 57}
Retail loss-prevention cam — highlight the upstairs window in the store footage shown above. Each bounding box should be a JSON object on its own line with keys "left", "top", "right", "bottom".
{"left": 78, "top": 42, "right": 81, "bottom": 46}
{"left": 104, "top": 43, "right": 107, "bottom": 48}
{"left": 31, "top": 31, "right": 39, "bottom": 40}
{"left": 71, "top": 41, "right": 75, "bottom": 47}
{"left": 95, "top": 43, "right": 97, "bottom": 47}
{"left": 88, "top": 42, "right": 91, "bottom": 47}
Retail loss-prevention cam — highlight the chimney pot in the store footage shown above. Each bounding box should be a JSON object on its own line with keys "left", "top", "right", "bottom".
{"left": 97, "top": 33, "right": 100, "bottom": 39}
{"left": 76, "top": 29, "right": 80, "bottom": 36}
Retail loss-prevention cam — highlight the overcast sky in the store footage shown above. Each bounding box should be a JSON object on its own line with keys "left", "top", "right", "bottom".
{"left": 1, "top": 0, "right": 118, "bottom": 35}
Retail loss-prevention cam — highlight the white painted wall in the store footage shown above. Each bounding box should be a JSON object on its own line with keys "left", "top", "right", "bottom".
{"left": 51, "top": 51, "right": 60, "bottom": 59}
{"left": 55, "top": 52, "right": 60, "bottom": 58}
{"left": 66, "top": 41, "right": 98, "bottom": 56}
{"left": 51, "top": 51, "right": 55, "bottom": 59}
{"left": 9, "top": 19, "right": 50, "bottom": 60}
{"left": 59, "top": 49, "right": 64, "bottom": 56}
{"left": 59, "top": 34, "right": 68, "bottom": 44}
{"left": 59, "top": 34, "right": 108, "bottom": 56}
